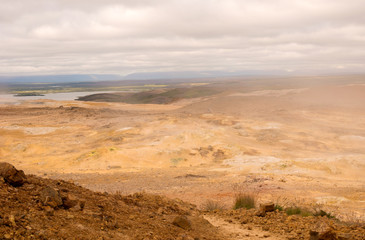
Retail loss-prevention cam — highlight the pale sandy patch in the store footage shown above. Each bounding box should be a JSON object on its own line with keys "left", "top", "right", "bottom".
{"left": 229, "top": 88, "right": 308, "bottom": 97}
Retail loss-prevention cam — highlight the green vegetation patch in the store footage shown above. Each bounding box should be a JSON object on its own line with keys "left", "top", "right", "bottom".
{"left": 233, "top": 193, "right": 256, "bottom": 210}
{"left": 14, "top": 92, "right": 45, "bottom": 96}
{"left": 285, "top": 207, "right": 313, "bottom": 217}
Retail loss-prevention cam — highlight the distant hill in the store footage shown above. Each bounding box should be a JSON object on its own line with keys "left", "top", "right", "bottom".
{"left": 122, "top": 71, "right": 243, "bottom": 80}
{"left": 0, "top": 70, "right": 285, "bottom": 84}
{"left": 0, "top": 74, "right": 122, "bottom": 83}
{"left": 77, "top": 87, "right": 221, "bottom": 104}
{"left": 2, "top": 71, "right": 365, "bottom": 84}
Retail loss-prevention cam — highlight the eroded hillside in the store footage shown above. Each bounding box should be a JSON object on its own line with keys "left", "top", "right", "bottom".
{"left": 1, "top": 78, "right": 364, "bottom": 228}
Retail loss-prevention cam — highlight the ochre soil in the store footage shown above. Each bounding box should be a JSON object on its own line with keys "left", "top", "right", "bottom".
{"left": 1, "top": 80, "right": 365, "bottom": 239}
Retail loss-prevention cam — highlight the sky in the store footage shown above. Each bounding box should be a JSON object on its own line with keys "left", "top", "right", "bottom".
{"left": 1, "top": 0, "right": 365, "bottom": 77}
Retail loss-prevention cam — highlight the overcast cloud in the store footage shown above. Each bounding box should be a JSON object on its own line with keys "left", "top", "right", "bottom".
{"left": 1, "top": 0, "right": 365, "bottom": 76}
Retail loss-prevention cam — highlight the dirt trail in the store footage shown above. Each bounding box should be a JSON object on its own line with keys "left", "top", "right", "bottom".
{"left": 204, "top": 214, "right": 284, "bottom": 240}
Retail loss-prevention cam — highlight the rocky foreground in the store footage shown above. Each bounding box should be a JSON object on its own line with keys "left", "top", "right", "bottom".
{"left": 207, "top": 207, "right": 365, "bottom": 240}
{"left": 0, "top": 162, "right": 222, "bottom": 240}
{"left": 1, "top": 162, "right": 364, "bottom": 240}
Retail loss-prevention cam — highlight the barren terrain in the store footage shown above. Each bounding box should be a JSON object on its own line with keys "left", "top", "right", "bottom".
{"left": 1, "top": 76, "right": 365, "bottom": 238}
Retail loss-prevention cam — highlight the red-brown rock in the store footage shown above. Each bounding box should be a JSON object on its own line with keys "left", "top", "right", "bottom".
{"left": 0, "top": 162, "right": 26, "bottom": 186}
{"left": 62, "top": 193, "right": 79, "bottom": 209}
{"left": 40, "top": 186, "right": 63, "bottom": 208}
{"left": 172, "top": 215, "right": 192, "bottom": 230}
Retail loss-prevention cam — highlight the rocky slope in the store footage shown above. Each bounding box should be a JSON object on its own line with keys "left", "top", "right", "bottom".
{"left": 207, "top": 207, "right": 365, "bottom": 240}
{"left": 1, "top": 163, "right": 365, "bottom": 240}
{"left": 0, "top": 163, "right": 222, "bottom": 240}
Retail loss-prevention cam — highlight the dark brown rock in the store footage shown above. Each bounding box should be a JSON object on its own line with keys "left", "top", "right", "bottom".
{"left": 318, "top": 229, "right": 337, "bottom": 240}
{"left": 310, "top": 230, "right": 319, "bottom": 240}
{"left": 40, "top": 186, "right": 63, "bottom": 208}
{"left": 69, "top": 199, "right": 85, "bottom": 212}
{"left": 172, "top": 215, "right": 192, "bottom": 230}
{"left": 0, "top": 162, "right": 26, "bottom": 186}
{"left": 310, "top": 229, "right": 337, "bottom": 240}
{"left": 62, "top": 193, "right": 79, "bottom": 209}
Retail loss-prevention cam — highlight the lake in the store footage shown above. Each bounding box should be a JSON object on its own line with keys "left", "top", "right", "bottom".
{"left": 0, "top": 91, "right": 119, "bottom": 104}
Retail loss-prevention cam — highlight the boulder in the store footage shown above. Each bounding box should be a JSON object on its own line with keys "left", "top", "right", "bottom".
{"left": 256, "top": 203, "right": 275, "bottom": 217}
{"left": 0, "top": 162, "right": 26, "bottom": 186}
{"left": 62, "top": 193, "right": 79, "bottom": 209}
{"left": 40, "top": 186, "right": 63, "bottom": 208}
{"left": 261, "top": 203, "right": 275, "bottom": 212}
{"left": 172, "top": 215, "right": 192, "bottom": 230}
{"left": 62, "top": 193, "right": 85, "bottom": 211}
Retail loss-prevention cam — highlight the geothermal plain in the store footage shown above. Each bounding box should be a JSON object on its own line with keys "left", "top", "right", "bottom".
{"left": 1, "top": 75, "right": 365, "bottom": 238}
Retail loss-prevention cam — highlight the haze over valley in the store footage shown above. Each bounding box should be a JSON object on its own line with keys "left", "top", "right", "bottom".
{"left": 1, "top": 1, "right": 365, "bottom": 239}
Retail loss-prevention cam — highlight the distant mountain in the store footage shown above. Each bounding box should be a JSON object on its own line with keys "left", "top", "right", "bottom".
{"left": 121, "top": 70, "right": 280, "bottom": 80}
{"left": 0, "top": 74, "right": 122, "bottom": 83}
{"left": 0, "top": 70, "right": 288, "bottom": 84}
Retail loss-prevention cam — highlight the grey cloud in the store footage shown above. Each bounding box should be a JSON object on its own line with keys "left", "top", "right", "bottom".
{"left": 0, "top": 0, "right": 365, "bottom": 76}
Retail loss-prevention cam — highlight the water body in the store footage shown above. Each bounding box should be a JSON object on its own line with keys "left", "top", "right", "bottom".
{"left": 0, "top": 91, "right": 119, "bottom": 104}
